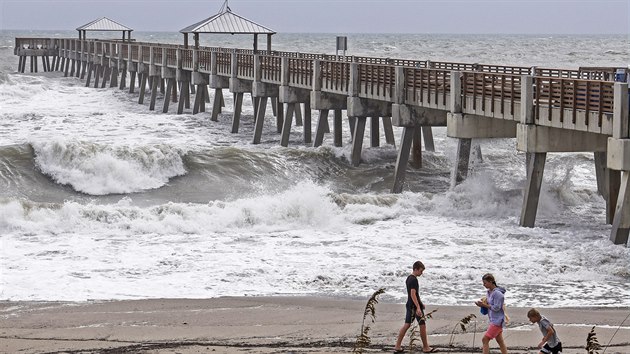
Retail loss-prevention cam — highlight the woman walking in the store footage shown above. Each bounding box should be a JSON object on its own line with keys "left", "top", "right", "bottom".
{"left": 475, "top": 273, "right": 508, "bottom": 354}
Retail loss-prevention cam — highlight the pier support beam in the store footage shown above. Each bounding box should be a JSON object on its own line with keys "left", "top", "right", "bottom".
{"left": 192, "top": 72, "right": 209, "bottom": 114}
{"left": 161, "top": 67, "right": 176, "bottom": 113}
{"left": 138, "top": 64, "right": 149, "bottom": 105}
{"left": 516, "top": 124, "right": 608, "bottom": 227}
{"left": 279, "top": 86, "right": 311, "bottom": 147}
{"left": 347, "top": 97, "right": 391, "bottom": 166}
{"left": 177, "top": 70, "right": 192, "bottom": 114}
{"left": 311, "top": 91, "right": 346, "bottom": 147}
{"left": 392, "top": 127, "right": 415, "bottom": 193}
{"left": 520, "top": 152, "right": 547, "bottom": 227}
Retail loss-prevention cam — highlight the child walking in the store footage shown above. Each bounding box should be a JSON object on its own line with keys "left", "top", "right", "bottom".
{"left": 475, "top": 273, "right": 508, "bottom": 354}
{"left": 527, "top": 308, "right": 563, "bottom": 354}
{"left": 393, "top": 261, "right": 435, "bottom": 353}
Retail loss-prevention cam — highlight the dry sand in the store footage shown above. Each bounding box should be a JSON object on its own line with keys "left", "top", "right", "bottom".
{"left": 1, "top": 297, "right": 629, "bottom": 353}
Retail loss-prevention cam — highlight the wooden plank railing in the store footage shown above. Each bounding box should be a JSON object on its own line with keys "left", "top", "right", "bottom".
{"left": 198, "top": 50, "right": 211, "bottom": 71}
{"left": 236, "top": 53, "right": 254, "bottom": 79}
{"left": 216, "top": 52, "right": 231, "bottom": 76}
{"left": 131, "top": 46, "right": 139, "bottom": 61}
{"left": 181, "top": 49, "right": 193, "bottom": 70}
{"left": 462, "top": 72, "right": 521, "bottom": 118}
{"left": 166, "top": 48, "right": 177, "bottom": 67}
{"left": 151, "top": 47, "right": 162, "bottom": 65}
{"left": 260, "top": 55, "right": 282, "bottom": 84}
{"left": 404, "top": 68, "right": 451, "bottom": 108}
{"left": 320, "top": 60, "right": 350, "bottom": 94}
{"left": 534, "top": 77, "right": 614, "bottom": 128}
{"left": 288, "top": 58, "right": 313, "bottom": 89}
{"left": 358, "top": 63, "right": 395, "bottom": 101}
{"left": 141, "top": 46, "right": 150, "bottom": 63}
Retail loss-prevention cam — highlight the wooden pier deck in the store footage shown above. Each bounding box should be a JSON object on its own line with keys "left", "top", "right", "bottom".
{"left": 13, "top": 37, "right": 630, "bottom": 247}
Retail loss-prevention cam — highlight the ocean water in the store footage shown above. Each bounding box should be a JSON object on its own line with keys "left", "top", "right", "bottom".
{"left": 1, "top": 31, "right": 629, "bottom": 307}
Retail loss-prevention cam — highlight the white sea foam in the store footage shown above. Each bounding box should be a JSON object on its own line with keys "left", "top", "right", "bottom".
{"left": 31, "top": 140, "right": 187, "bottom": 195}
{"left": 1, "top": 31, "right": 629, "bottom": 306}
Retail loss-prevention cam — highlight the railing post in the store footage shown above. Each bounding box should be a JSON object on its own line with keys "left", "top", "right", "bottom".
{"left": 254, "top": 54, "right": 261, "bottom": 82}
{"left": 138, "top": 45, "right": 143, "bottom": 64}
{"left": 192, "top": 48, "right": 198, "bottom": 71}
{"left": 394, "top": 66, "right": 405, "bottom": 104}
{"left": 231, "top": 52, "right": 237, "bottom": 78}
{"left": 177, "top": 48, "right": 182, "bottom": 70}
{"left": 450, "top": 70, "right": 462, "bottom": 113}
{"left": 210, "top": 52, "right": 217, "bottom": 75}
{"left": 520, "top": 75, "right": 534, "bottom": 124}
{"left": 349, "top": 62, "right": 359, "bottom": 96}
{"left": 281, "top": 57, "right": 289, "bottom": 86}
{"left": 613, "top": 82, "right": 630, "bottom": 139}
{"left": 312, "top": 59, "right": 322, "bottom": 91}
{"left": 162, "top": 48, "right": 167, "bottom": 67}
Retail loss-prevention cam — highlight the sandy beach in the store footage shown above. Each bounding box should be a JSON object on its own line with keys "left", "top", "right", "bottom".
{"left": 1, "top": 296, "right": 629, "bottom": 354}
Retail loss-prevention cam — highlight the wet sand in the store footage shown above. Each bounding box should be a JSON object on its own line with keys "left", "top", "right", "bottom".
{"left": 1, "top": 297, "right": 629, "bottom": 353}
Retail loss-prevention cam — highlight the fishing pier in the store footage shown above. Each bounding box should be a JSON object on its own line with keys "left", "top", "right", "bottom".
{"left": 12, "top": 17, "right": 630, "bottom": 248}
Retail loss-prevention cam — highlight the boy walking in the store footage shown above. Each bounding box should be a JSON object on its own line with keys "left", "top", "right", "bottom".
{"left": 527, "top": 308, "right": 562, "bottom": 354}
{"left": 393, "top": 261, "right": 435, "bottom": 353}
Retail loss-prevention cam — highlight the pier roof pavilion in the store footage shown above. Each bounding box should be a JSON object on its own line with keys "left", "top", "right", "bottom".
{"left": 76, "top": 17, "right": 133, "bottom": 41}
{"left": 179, "top": 0, "right": 276, "bottom": 53}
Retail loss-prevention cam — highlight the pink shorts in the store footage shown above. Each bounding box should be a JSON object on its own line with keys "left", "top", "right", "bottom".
{"left": 484, "top": 323, "right": 503, "bottom": 339}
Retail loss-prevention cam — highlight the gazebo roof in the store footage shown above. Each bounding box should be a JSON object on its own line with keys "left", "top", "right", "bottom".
{"left": 76, "top": 17, "right": 133, "bottom": 32}
{"left": 180, "top": 3, "right": 275, "bottom": 35}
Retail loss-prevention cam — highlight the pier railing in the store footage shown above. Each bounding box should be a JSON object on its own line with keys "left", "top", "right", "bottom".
{"left": 462, "top": 72, "right": 522, "bottom": 119}
{"left": 14, "top": 37, "right": 624, "bottom": 136}
{"left": 404, "top": 68, "right": 451, "bottom": 110}
{"left": 534, "top": 77, "right": 614, "bottom": 134}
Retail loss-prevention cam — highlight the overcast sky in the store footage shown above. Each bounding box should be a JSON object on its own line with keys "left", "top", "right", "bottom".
{"left": 0, "top": 0, "right": 628, "bottom": 34}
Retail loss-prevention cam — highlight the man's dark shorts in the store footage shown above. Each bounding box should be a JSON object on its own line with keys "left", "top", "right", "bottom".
{"left": 541, "top": 342, "right": 562, "bottom": 354}
{"left": 404, "top": 304, "right": 425, "bottom": 325}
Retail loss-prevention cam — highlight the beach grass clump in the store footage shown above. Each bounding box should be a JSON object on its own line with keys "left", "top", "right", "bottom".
{"left": 352, "top": 288, "right": 386, "bottom": 354}
{"left": 448, "top": 313, "right": 477, "bottom": 347}
{"left": 586, "top": 326, "right": 602, "bottom": 354}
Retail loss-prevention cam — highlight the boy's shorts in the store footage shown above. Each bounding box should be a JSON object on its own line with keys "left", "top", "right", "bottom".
{"left": 484, "top": 323, "right": 503, "bottom": 339}
{"left": 404, "top": 305, "right": 426, "bottom": 325}
{"left": 541, "top": 342, "right": 563, "bottom": 354}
